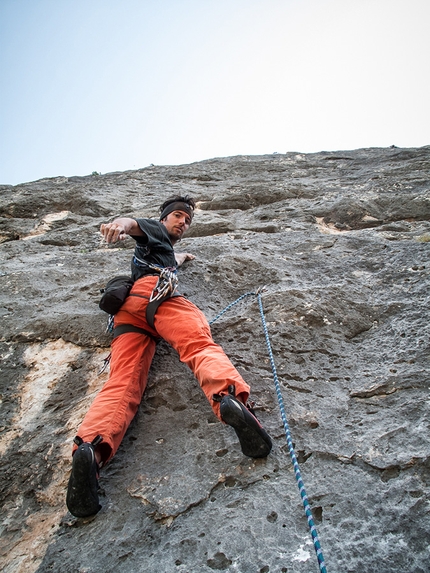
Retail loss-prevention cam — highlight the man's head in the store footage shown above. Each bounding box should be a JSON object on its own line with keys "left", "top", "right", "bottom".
{"left": 159, "top": 195, "right": 195, "bottom": 243}
{"left": 159, "top": 195, "right": 195, "bottom": 222}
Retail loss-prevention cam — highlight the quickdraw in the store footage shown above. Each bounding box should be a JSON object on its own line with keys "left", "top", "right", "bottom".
{"left": 133, "top": 256, "right": 178, "bottom": 302}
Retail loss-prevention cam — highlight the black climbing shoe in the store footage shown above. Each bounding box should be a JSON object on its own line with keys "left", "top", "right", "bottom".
{"left": 220, "top": 394, "right": 272, "bottom": 458}
{"left": 66, "top": 442, "right": 101, "bottom": 518}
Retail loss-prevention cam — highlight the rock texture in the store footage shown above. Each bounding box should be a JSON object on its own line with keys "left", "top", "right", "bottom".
{"left": 0, "top": 146, "right": 429, "bottom": 573}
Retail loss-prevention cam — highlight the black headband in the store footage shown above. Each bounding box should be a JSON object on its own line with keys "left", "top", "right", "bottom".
{"left": 159, "top": 201, "right": 194, "bottom": 221}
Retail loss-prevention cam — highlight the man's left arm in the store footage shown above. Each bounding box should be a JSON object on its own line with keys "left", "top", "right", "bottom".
{"left": 175, "top": 252, "right": 195, "bottom": 267}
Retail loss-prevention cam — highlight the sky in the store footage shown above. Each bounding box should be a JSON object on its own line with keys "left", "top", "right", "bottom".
{"left": 0, "top": 0, "right": 429, "bottom": 185}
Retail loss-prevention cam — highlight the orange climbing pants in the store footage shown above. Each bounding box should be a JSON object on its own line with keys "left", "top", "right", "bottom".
{"left": 75, "top": 276, "right": 251, "bottom": 463}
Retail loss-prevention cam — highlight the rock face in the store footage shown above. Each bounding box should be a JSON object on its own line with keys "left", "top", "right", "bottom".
{"left": 0, "top": 147, "right": 429, "bottom": 573}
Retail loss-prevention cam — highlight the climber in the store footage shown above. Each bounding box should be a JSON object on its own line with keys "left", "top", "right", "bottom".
{"left": 66, "top": 195, "right": 272, "bottom": 518}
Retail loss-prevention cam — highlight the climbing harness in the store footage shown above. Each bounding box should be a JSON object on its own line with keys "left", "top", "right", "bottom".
{"left": 133, "top": 257, "right": 181, "bottom": 328}
{"left": 210, "top": 287, "right": 327, "bottom": 573}
{"left": 102, "top": 260, "right": 179, "bottom": 341}
{"left": 133, "top": 257, "right": 179, "bottom": 302}
{"left": 149, "top": 266, "right": 178, "bottom": 302}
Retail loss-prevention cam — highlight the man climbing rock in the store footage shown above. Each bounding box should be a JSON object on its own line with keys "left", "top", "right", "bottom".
{"left": 66, "top": 195, "right": 272, "bottom": 518}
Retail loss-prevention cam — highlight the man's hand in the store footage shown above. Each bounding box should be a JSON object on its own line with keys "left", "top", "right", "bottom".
{"left": 100, "top": 222, "right": 127, "bottom": 243}
{"left": 175, "top": 252, "right": 195, "bottom": 266}
{"left": 100, "top": 218, "right": 144, "bottom": 243}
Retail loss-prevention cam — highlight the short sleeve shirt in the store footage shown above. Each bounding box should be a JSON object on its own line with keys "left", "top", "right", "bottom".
{"left": 130, "top": 218, "right": 177, "bottom": 281}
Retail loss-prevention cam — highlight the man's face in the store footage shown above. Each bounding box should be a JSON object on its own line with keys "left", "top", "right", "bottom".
{"left": 161, "top": 210, "right": 191, "bottom": 243}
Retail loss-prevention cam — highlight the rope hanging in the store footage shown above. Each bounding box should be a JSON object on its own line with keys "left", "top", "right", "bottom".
{"left": 210, "top": 287, "right": 327, "bottom": 573}
{"left": 208, "top": 289, "right": 262, "bottom": 326}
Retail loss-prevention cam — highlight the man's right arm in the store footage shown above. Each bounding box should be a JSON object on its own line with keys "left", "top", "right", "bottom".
{"left": 100, "top": 218, "right": 145, "bottom": 243}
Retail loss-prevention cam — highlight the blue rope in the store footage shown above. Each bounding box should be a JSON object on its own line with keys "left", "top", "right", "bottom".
{"left": 208, "top": 290, "right": 258, "bottom": 325}
{"left": 256, "top": 293, "right": 327, "bottom": 573}
{"left": 210, "top": 288, "right": 327, "bottom": 573}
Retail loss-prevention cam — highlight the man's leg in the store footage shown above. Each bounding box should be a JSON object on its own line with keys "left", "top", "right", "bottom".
{"left": 74, "top": 332, "right": 156, "bottom": 463}
{"left": 67, "top": 331, "right": 155, "bottom": 517}
{"left": 154, "top": 296, "right": 250, "bottom": 419}
{"left": 154, "top": 297, "right": 272, "bottom": 458}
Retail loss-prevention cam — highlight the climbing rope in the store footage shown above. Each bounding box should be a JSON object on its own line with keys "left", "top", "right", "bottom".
{"left": 208, "top": 287, "right": 266, "bottom": 325}
{"left": 210, "top": 288, "right": 327, "bottom": 573}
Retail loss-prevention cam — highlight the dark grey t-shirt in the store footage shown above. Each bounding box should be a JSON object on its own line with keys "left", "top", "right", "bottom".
{"left": 130, "top": 218, "right": 177, "bottom": 281}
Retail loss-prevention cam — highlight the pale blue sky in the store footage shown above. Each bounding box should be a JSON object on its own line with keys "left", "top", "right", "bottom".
{"left": 1, "top": 0, "right": 428, "bottom": 185}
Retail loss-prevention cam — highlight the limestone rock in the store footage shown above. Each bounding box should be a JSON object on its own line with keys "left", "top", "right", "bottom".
{"left": 0, "top": 147, "right": 429, "bottom": 572}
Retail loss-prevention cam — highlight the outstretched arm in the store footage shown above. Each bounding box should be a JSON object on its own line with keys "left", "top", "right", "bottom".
{"left": 100, "top": 218, "right": 144, "bottom": 243}
{"left": 175, "top": 252, "right": 195, "bottom": 267}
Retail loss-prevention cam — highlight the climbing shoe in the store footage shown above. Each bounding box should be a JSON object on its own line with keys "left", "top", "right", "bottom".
{"left": 220, "top": 394, "right": 272, "bottom": 458}
{"left": 66, "top": 441, "right": 101, "bottom": 518}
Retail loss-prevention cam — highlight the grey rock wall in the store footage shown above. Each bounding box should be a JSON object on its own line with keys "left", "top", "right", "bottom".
{"left": 0, "top": 146, "right": 429, "bottom": 572}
